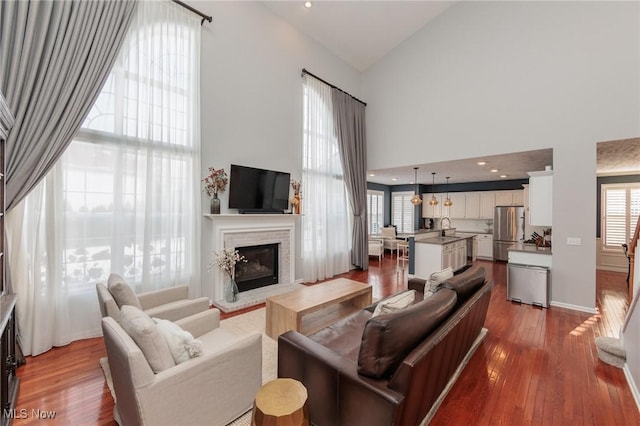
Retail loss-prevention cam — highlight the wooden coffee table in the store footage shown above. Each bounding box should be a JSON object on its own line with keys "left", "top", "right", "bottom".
{"left": 265, "top": 278, "right": 372, "bottom": 339}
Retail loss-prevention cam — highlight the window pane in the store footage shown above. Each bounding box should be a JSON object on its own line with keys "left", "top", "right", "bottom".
{"left": 602, "top": 184, "right": 640, "bottom": 250}
{"left": 392, "top": 192, "right": 414, "bottom": 234}
{"left": 367, "top": 190, "right": 384, "bottom": 235}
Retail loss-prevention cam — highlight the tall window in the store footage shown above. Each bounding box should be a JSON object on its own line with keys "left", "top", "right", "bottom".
{"left": 367, "top": 190, "right": 384, "bottom": 235}
{"left": 392, "top": 191, "right": 414, "bottom": 234}
{"left": 602, "top": 183, "right": 640, "bottom": 250}
{"left": 301, "top": 75, "right": 352, "bottom": 282}
{"left": 11, "top": 1, "right": 201, "bottom": 355}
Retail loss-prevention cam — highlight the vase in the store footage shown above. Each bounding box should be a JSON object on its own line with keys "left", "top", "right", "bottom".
{"left": 225, "top": 276, "right": 239, "bottom": 303}
{"left": 210, "top": 194, "right": 221, "bottom": 214}
{"left": 294, "top": 195, "right": 301, "bottom": 215}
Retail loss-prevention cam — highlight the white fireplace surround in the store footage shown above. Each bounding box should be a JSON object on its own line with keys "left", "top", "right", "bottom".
{"left": 205, "top": 214, "right": 298, "bottom": 301}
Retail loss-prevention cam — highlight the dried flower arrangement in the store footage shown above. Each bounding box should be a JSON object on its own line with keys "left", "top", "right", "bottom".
{"left": 202, "top": 167, "right": 228, "bottom": 197}
{"left": 209, "top": 248, "right": 246, "bottom": 278}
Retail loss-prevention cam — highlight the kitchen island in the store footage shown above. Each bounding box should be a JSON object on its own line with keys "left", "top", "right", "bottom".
{"left": 413, "top": 232, "right": 476, "bottom": 279}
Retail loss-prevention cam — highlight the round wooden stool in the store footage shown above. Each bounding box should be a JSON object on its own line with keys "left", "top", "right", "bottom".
{"left": 251, "top": 378, "right": 309, "bottom": 426}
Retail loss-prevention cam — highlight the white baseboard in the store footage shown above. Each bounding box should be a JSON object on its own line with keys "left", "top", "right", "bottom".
{"left": 597, "top": 265, "right": 628, "bottom": 273}
{"left": 624, "top": 364, "right": 640, "bottom": 413}
{"left": 549, "top": 300, "right": 597, "bottom": 315}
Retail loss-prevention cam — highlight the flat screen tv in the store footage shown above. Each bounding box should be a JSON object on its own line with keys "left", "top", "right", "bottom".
{"left": 228, "top": 164, "right": 291, "bottom": 213}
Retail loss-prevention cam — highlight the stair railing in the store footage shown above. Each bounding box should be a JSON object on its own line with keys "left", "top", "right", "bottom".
{"left": 629, "top": 216, "right": 640, "bottom": 301}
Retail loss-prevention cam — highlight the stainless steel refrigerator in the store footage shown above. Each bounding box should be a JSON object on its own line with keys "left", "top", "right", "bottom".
{"left": 493, "top": 206, "right": 525, "bottom": 261}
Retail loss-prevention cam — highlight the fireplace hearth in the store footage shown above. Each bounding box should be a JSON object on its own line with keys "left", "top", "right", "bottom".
{"left": 235, "top": 243, "right": 279, "bottom": 292}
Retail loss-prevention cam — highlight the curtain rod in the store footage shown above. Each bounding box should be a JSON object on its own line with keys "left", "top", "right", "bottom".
{"left": 301, "top": 68, "right": 367, "bottom": 107}
{"left": 171, "top": 0, "right": 212, "bottom": 25}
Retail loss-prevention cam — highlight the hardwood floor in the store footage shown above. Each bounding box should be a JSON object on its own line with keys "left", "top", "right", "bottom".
{"left": 13, "top": 256, "right": 639, "bottom": 425}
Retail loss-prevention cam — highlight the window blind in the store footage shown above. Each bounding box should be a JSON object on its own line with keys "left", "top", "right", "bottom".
{"left": 367, "top": 190, "right": 384, "bottom": 235}
{"left": 602, "top": 184, "right": 640, "bottom": 250}
{"left": 392, "top": 191, "right": 414, "bottom": 234}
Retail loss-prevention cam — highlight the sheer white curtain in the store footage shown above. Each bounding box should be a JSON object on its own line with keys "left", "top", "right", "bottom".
{"left": 301, "top": 75, "right": 352, "bottom": 282}
{"left": 7, "top": 0, "right": 201, "bottom": 356}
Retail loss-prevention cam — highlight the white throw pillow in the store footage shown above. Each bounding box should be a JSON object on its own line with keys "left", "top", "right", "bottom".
{"left": 153, "top": 318, "right": 203, "bottom": 364}
{"left": 425, "top": 267, "right": 454, "bottom": 296}
{"left": 372, "top": 290, "right": 416, "bottom": 318}
{"left": 119, "top": 305, "right": 175, "bottom": 373}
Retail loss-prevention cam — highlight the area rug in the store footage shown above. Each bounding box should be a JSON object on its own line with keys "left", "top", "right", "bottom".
{"left": 100, "top": 311, "right": 485, "bottom": 425}
{"left": 100, "top": 308, "right": 277, "bottom": 425}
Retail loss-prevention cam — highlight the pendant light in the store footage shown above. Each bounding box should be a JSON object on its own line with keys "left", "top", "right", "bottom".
{"left": 410, "top": 167, "right": 422, "bottom": 206}
{"left": 444, "top": 177, "right": 453, "bottom": 207}
{"left": 428, "top": 172, "right": 439, "bottom": 206}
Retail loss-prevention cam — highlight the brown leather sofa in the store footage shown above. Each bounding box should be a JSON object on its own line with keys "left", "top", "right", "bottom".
{"left": 278, "top": 265, "right": 493, "bottom": 426}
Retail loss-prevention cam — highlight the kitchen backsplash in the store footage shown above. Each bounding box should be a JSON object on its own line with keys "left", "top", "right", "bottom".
{"left": 450, "top": 218, "right": 494, "bottom": 234}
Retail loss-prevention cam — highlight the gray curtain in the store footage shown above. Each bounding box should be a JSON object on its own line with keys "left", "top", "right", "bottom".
{"left": 332, "top": 89, "right": 368, "bottom": 270}
{"left": 0, "top": 0, "right": 137, "bottom": 210}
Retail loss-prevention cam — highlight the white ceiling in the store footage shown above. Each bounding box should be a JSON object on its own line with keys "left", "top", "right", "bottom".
{"left": 368, "top": 149, "right": 554, "bottom": 186}
{"left": 597, "top": 138, "right": 640, "bottom": 176}
{"left": 262, "top": 1, "right": 456, "bottom": 72}
{"left": 261, "top": 2, "right": 639, "bottom": 185}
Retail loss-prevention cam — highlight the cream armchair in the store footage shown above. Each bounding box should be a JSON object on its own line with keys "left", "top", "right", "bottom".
{"left": 102, "top": 308, "right": 262, "bottom": 426}
{"left": 380, "top": 226, "right": 404, "bottom": 254}
{"left": 96, "top": 273, "right": 210, "bottom": 322}
{"left": 368, "top": 238, "right": 384, "bottom": 262}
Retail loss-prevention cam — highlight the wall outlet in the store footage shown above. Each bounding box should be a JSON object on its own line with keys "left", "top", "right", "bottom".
{"left": 567, "top": 237, "right": 582, "bottom": 246}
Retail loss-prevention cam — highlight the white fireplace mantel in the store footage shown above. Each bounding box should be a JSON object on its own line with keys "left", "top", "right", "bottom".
{"left": 204, "top": 214, "right": 301, "bottom": 301}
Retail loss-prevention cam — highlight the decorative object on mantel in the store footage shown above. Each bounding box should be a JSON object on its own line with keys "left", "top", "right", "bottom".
{"left": 202, "top": 167, "right": 228, "bottom": 214}
{"left": 290, "top": 180, "right": 302, "bottom": 214}
{"left": 210, "top": 248, "right": 246, "bottom": 303}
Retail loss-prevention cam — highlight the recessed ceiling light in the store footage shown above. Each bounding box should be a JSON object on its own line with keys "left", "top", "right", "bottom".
{"left": 490, "top": 168, "right": 499, "bottom": 173}
{"left": 391, "top": 178, "right": 397, "bottom": 181}
{"left": 304, "top": 1, "right": 312, "bottom": 8}
{"left": 477, "top": 161, "right": 487, "bottom": 166}
{"left": 500, "top": 174, "right": 508, "bottom": 178}
{"left": 368, "top": 173, "right": 375, "bottom": 177}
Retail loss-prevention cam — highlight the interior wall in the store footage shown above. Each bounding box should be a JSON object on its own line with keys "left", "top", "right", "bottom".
{"left": 198, "top": 1, "right": 361, "bottom": 288}
{"left": 362, "top": 1, "right": 640, "bottom": 311}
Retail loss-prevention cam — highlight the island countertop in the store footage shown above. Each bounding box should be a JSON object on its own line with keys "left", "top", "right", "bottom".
{"left": 416, "top": 234, "right": 476, "bottom": 245}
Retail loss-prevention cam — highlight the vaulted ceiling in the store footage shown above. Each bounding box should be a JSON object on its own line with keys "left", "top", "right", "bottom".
{"left": 261, "top": 2, "right": 639, "bottom": 185}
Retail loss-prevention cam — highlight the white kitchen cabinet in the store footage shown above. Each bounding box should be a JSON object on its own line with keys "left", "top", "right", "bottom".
{"left": 477, "top": 234, "right": 493, "bottom": 259}
{"left": 494, "top": 191, "right": 512, "bottom": 206}
{"left": 465, "top": 192, "right": 480, "bottom": 218}
{"left": 414, "top": 239, "right": 468, "bottom": 279}
{"left": 528, "top": 171, "right": 552, "bottom": 226}
{"left": 442, "top": 243, "right": 454, "bottom": 270}
{"left": 495, "top": 190, "right": 524, "bottom": 206}
{"left": 422, "top": 193, "right": 443, "bottom": 218}
{"left": 455, "top": 240, "right": 467, "bottom": 269}
{"left": 472, "top": 236, "right": 478, "bottom": 262}
{"left": 512, "top": 190, "right": 524, "bottom": 205}
{"left": 448, "top": 193, "right": 466, "bottom": 218}
{"left": 479, "top": 192, "right": 495, "bottom": 219}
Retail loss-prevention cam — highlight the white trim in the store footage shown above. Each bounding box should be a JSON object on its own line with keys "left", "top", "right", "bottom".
{"left": 204, "top": 214, "right": 300, "bottom": 301}
{"left": 549, "top": 300, "right": 597, "bottom": 314}
{"left": 624, "top": 364, "right": 640, "bottom": 413}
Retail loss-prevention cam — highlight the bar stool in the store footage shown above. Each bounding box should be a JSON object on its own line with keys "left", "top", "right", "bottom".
{"left": 397, "top": 242, "right": 409, "bottom": 271}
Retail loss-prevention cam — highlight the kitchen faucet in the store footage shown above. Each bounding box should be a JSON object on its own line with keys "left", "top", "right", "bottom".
{"left": 441, "top": 217, "right": 451, "bottom": 236}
